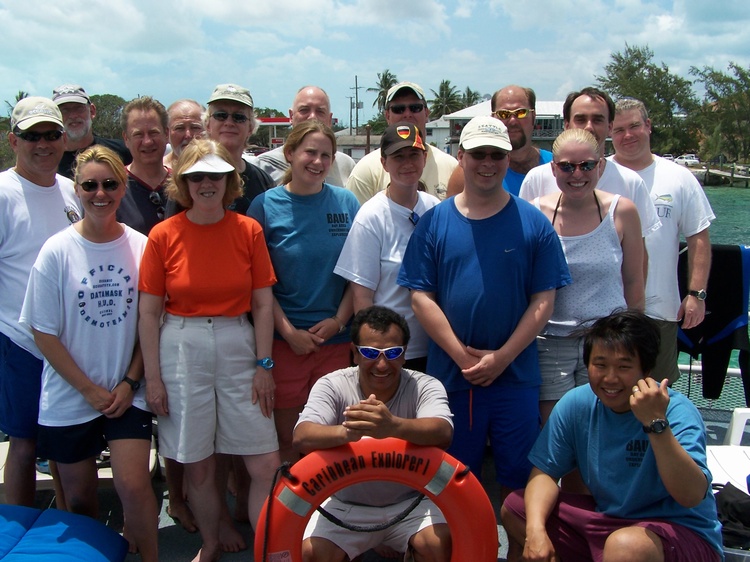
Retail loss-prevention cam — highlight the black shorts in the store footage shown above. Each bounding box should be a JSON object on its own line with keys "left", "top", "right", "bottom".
{"left": 37, "top": 407, "right": 152, "bottom": 464}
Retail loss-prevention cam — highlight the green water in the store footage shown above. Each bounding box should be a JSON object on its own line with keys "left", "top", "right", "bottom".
{"left": 674, "top": 186, "right": 749, "bottom": 408}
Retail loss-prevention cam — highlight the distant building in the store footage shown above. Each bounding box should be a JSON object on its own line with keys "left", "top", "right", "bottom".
{"left": 334, "top": 131, "right": 382, "bottom": 162}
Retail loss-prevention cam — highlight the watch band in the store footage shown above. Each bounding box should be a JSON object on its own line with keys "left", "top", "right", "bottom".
{"left": 122, "top": 376, "right": 141, "bottom": 392}
{"left": 688, "top": 289, "right": 707, "bottom": 301}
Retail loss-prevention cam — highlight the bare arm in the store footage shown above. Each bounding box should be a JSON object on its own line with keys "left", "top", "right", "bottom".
{"left": 679, "top": 228, "right": 711, "bottom": 329}
{"left": 631, "top": 377, "right": 709, "bottom": 507}
{"left": 463, "top": 289, "right": 556, "bottom": 386}
{"left": 272, "top": 296, "right": 324, "bottom": 355}
{"left": 309, "top": 282, "right": 354, "bottom": 342}
{"left": 138, "top": 292, "right": 168, "bottom": 416}
{"left": 251, "top": 286, "right": 275, "bottom": 418}
{"left": 411, "top": 290, "right": 477, "bottom": 370}
{"left": 351, "top": 283, "right": 375, "bottom": 314}
{"left": 294, "top": 394, "right": 453, "bottom": 454}
{"left": 33, "top": 329, "right": 117, "bottom": 414}
{"left": 615, "top": 197, "right": 645, "bottom": 311}
{"left": 521, "top": 467, "right": 561, "bottom": 562}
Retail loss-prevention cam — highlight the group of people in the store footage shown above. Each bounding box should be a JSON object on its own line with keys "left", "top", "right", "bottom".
{"left": 0, "top": 77, "right": 722, "bottom": 562}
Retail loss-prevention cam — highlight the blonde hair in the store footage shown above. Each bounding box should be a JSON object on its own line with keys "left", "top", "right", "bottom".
{"left": 74, "top": 145, "right": 127, "bottom": 187}
{"left": 166, "top": 139, "right": 242, "bottom": 208}
{"left": 552, "top": 128, "right": 599, "bottom": 158}
{"left": 281, "top": 120, "right": 336, "bottom": 186}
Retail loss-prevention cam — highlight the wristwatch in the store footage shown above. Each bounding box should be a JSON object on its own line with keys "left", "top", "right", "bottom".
{"left": 688, "top": 289, "right": 707, "bottom": 301}
{"left": 121, "top": 376, "right": 141, "bottom": 392}
{"left": 643, "top": 418, "right": 669, "bottom": 434}
{"left": 256, "top": 357, "right": 275, "bottom": 370}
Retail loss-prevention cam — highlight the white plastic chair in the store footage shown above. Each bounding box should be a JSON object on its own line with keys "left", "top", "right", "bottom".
{"left": 708, "top": 408, "right": 750, "bottom": 489}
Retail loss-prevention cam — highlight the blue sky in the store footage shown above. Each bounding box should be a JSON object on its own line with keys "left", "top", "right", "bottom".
{"left": 2, "top": 0, "right": 749, "bottom": 128}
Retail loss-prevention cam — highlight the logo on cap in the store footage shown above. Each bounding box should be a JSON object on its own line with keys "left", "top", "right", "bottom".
{"left": 397, "top": 126, "right": 411, "bottom": 140}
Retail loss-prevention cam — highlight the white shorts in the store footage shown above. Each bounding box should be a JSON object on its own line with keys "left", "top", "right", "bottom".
{"left": 537, "top": 335, "right": 589, "bottom": 401}
{"left": 303, "top": 495, "right": 447, "bottom": 559}
{"left": 157, "top": 314, "right": 278, "bottom": 463}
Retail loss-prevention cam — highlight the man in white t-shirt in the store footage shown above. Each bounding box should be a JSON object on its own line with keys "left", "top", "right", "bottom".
{"left": 0, "top": 97, "right": 81, "bottom": 506}
{"left": 252, "top": 85, "right": 355, "bottom": 187}
{"left": 519, "top": 87, "right": 661, "bottom": 246}
{"left": 611, "top": 98, "right": 714, "bottom": 382}
{"left": 346, "top": 82, "right": 457, "bottom": 204}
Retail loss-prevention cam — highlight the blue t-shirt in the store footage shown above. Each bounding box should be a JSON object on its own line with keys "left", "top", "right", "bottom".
{"left": 398, "top": 195, "right": 571, "bottom": 391}
{"left": 503, "top": 149, "right": 553, "bottom": 196}
{"left": 248, "top": 184, "right": 359, "bottom": 344}
{"left": 531, "top": 384, "right": 723, "bottom": 558}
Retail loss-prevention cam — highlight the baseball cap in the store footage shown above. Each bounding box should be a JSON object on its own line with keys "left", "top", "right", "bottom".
{"left": 459, "top": 116, "right": 512, "bottom": 151}
{"left": 207, "top": 84, "right": 254, "bottom": 109}
{"left": 380, "top": 122, "right": 426, "bottom": 156}
{"left": 52, "top": 84, "right": 91, "bottom": 105}
{"left": 11, "top": 97, "right": 64, "bottom": 131}
{"left": 385, "top": 82, "right": 426, "bottom": 105}
{"left": 181, "top": 153, "right": 235, "bottom": 176}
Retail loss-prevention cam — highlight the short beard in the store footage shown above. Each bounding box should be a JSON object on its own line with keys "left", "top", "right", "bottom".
{"left": 65, "top": 117, "right": 92, "bottom": 142}
{"left": 510, "top": 130, "right": 527, "bottom": 151}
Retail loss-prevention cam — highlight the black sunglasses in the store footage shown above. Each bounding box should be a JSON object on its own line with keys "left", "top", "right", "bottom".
{"left": 148, "top": 191, "right": 165, "bottom": 220}
{"left": 555, "top": 160, "right": 599, "bottom": 173}
{"left": 389, "top": 103, "right": 425, "bottom": 115}
{"left": 15, "top": 130, "right": 64, "bottom": 142}
{"left": 211, "top": 111, "right": 248, "bottom": 123}
{"left": 185, "top": 172, "right": 226, "bottom": 183}
{"left": 467, "top": 150, "right": 507, "bottom": 161}
{"left": 79, "top": 179, "right": 120, "bottom": 192}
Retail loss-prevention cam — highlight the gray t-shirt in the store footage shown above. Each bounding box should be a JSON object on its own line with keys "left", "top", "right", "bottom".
{"left": 296, "top": 366, "right": 453, "bottom": 506}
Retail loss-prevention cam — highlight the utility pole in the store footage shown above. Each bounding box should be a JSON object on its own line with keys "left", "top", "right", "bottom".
{"left": 346, "top": 96, "right": 354, "bottom": 135}
{"left": 350, "top": 76, "right": 363, "bottom": 134}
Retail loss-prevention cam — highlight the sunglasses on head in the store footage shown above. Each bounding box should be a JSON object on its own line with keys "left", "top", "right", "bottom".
{"left": 211, "top": 111, "right": 248, "bottom": 123}
{"left": 356, "top": 346, "right": 406, "bottom": 361}
{"left": 79, "top": 179, "right": 120, "bottom": 192}
{"left": 389, "top": 103, "right": 425, "bottom": 115}
{"left": 493, "top": 108, "right": 531, "bottom": 120}
{"left": 467, "top": 150, "right": 507, "bottom": 161}
{"left": 555, "top": 160, "right": 599, "bottom": 173}
{"left": 185, "top": 172, "right": 226, "bottom": 183}
{"left": 15, "top": 129, "right": 64, "bottom": 142}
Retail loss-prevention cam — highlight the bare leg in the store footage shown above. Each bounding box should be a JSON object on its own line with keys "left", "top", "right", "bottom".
{"left": 165, "top": 458, "right": 197, "bottom": 532}
{"left": 110, "top": 438, "right": 159, "bottom": 562}
{"left": 539, "top": 400, "right": 558, "bottom": 427}
{"left": 231, "top": 455, "right": 250, "bottom": 522}
{"left": 55, "top": 457, "right": 99, "bottom": 518}
{"left": 242, "top": 450, "right": 281, "bottom": 529}
{"left": 302, "top": 537, "right": 348, "bottom": 562}
{"left": 499, "top": 502, "right": 527, "bottom": 562}
{"left": 273, "top": 406, "right": 303, "bottom": 465}
{"left": 410, "top": 523, "right": 451, "bottom": 562}
{"left": 603, "top": 526, "right": 664, "bottom": 562}
{"left": 214, "top": 453, "right": 246, "bottom": 552}
{"left": 4, "top": 437, "right": 37, "bottom": 506}
{"left": 49, "top": 460, "right": 68, "bottom": 510}
{"left": 185, "top": 455, "right": 222, "bottom": 562}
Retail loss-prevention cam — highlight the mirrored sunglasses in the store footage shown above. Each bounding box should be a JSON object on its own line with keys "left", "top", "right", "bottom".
{"left": 211, "top": 111, "right": 248, "bottom": 123}
{"left": 555, "top": 160, "right": 599, "bottom": 173}
{"left": 15, "top": 130, "right": 64, "bottom": 142}
{"left": 389, "top": 103, "right": 425, "bottom": 115}
{"left": 79, "top": 179, "right": 120, "bottom": 192}
{"left": 493, "top": 108, "right": 531, "bottom": 120}
{"left": 356, "top": 346, "right": 406, "bottom": 361}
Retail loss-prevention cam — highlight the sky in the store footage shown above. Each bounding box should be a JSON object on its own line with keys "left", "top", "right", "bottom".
{"left": 2, "top": 0, "right": 749, "bottom": 129}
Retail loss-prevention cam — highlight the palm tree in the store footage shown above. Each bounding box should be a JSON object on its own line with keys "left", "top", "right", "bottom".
{"left": 367, "top": 70, "right": 398, "bottom": 113}
{"left": 4, "top": 90, "right": 29, "bottom": 115}
{"left": 429, "top": 80, "right": 463, "bottom": 119}
{"left": 462, "top": 87, "right": 482, "bottom": 108}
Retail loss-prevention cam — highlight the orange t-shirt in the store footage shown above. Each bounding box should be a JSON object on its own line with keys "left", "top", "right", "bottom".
{"left": 139, "top": 211, "right": 276, "bottom": 317}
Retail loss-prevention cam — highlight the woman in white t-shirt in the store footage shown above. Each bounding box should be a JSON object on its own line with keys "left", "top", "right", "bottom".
{"left": 534, "top": 129, "right": 644, "bottom": 424}
{"left": 20, "top": 145, "right": 158, "bottom": 562}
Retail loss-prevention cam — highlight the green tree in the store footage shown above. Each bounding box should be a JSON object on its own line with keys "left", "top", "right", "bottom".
{"left": 367, "top": 70, "right": 398, "bottom": 114}
{"left": 365, "top": 113, "right": 388, "bottom": 135}
{"left": 596, "top": 44, "right": 699, "bottom": 155}
{"left": 691, "top": 62, "right": 750, "bottom": 162}
{"left": 0, "top": 91, "right": 30, "bottom": 170}
{"left": 429, "top": 80, "right": 463, "bottom": 119}
{"left": 461, "top": 86, "right": 482, "bottom": 108}
{"left": 90, "top": 94, "right": 128, "bottom": 139}
{"left": 248, "top": 106, "right": 288, "bottom": 148}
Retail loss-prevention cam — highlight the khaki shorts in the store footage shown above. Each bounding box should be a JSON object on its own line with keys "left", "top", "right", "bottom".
{"left": 303, "top": 495, "right": 447, "bottom": 559}
{"left": 537, "top": 335, "right": 589, "bottom": 401}
{"left": 157, "top": 314, "right": 278, "bottom": 463}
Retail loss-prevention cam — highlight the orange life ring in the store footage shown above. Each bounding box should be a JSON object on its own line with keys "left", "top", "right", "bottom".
{"left": 254, "top": 436, "right": 498, "bottom": 561}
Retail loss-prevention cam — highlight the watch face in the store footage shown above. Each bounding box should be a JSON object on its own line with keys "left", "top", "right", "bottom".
{"left": 258, "top": 358, "right": 274, "bottom": 369}
{"left": 651, "top": 420, "right": 668, "bottom": 433}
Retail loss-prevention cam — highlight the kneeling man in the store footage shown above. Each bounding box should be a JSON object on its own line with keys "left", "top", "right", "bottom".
{"left": 293, "top": 306, "right": 453, "bottom": 562}
{"left": 501, "top": 310, "right": 723, "bottom": 562}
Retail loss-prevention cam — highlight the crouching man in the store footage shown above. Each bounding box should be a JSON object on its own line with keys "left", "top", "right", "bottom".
{"left": 501, "top": 310, "right": 723, "bottom": 562}
{"left": 293, "top": 306, "right": 453, "bottom": 562}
